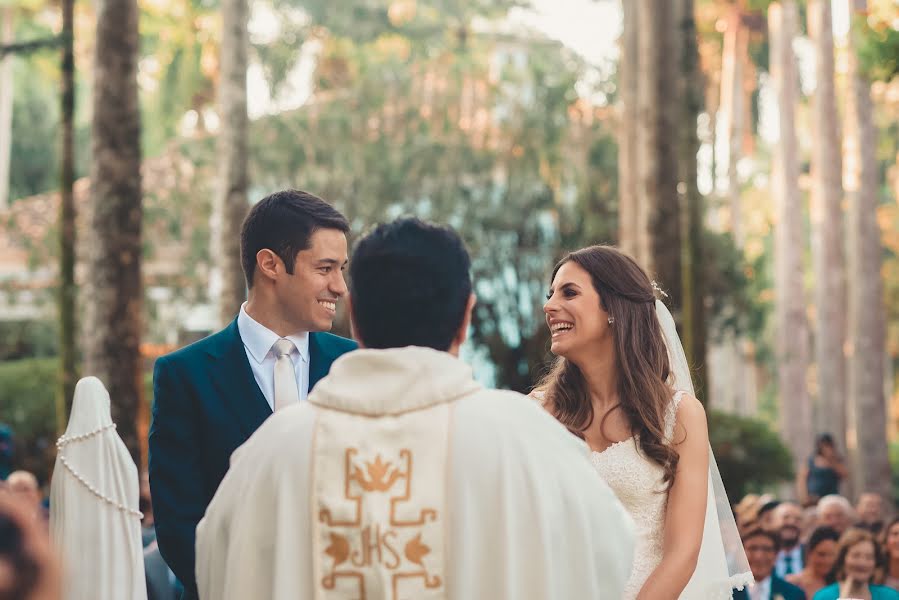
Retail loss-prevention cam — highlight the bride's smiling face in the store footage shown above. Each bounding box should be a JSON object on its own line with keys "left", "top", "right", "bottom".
{"left": 543, "top": 261, "right": 612, "bottom": 360}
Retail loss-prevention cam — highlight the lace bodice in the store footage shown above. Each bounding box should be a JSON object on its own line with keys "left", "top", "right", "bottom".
{"left": 590, "top": 391, "right": 685, "bottom": 600}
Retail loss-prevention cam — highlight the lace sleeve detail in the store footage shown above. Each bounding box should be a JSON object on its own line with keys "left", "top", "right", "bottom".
{"left": 664, "top": 390, "right": 687, "bottom": 442}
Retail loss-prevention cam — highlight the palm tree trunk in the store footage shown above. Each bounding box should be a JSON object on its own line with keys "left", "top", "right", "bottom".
{"left": 215, "top": 0, "right": 250, "bottom": 325}
{"left": 808, "top": 0, "right": 847, "bottom": 452}
{"left": 618, "top": 0, "right": 639, "bottom": 256}
{"left": 769, "top": 1, "right": 812, "bottom": 471}
{"left": 0, "top": 7, "right": 14, "bottom": 211}
{"left": 636, "top": 0, "right": 658, "bottom": 271}
{"left": 58, "top": 0, "right": 77, "bottom": 428}
{"left": 84, "top": 0, "right": 143, "bottom": 465}
{"left": 651, "top": 0, "right": 682, "bottom": 310}
{"left": 678, "top": 0, "right": 706, "bottom": 401}
{"left": 844, "top": 0, "right": 890, "bottom": 499}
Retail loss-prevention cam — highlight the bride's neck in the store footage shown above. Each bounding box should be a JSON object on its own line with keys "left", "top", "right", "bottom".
{"left": 574, "top": 352, "right": 617, "bottom": 410}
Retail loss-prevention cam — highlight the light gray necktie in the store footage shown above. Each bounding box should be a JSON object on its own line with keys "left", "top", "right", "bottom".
{"left": 272, "top": 338, "right": 299, "bottom": 411}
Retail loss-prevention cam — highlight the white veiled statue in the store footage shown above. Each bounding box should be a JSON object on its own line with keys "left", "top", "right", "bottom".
{"left": 50, "top": 376, "right": 147, "bottom": 600}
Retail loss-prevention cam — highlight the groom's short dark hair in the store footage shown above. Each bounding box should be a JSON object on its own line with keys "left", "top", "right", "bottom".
{"left": 349, "top": 218, "right": 472, "bottom": 351}
{"left": 240, "top": 190, "right": 349, "bottom": 288}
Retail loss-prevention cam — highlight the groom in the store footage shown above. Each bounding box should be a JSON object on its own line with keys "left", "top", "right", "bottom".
{"left": 195, "top": 218, "right": 635, "bottom": 599}
{"left": 149, "top": 190, "right": 357, "bottom": 600}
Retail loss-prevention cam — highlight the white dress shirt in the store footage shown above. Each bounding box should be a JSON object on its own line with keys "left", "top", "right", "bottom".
{"left": 750, "top": 576, "right": 772, "bottom": 600}
{"left": 237, "top": 303, "right": 310, "bottom": 410}
{"left": 775, "top": 545, "right": 803, "bottom": 578}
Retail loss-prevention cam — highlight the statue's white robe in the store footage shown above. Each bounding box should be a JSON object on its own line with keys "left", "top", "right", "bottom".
{"left": 196, "top": 347, "right": 634, "bottom": 600}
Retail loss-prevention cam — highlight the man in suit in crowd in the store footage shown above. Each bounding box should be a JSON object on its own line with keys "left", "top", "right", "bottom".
{"left": 734, "top": 527, "right": 807, "bottom": 600}
{"left": 774, "top": 501, "right": 805, "bottom": 578}
{"left": 149, "top": 190, "right": 357, "bottom": 599}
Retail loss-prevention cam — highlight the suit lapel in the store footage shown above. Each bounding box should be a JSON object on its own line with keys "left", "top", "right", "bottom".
{"left": 308, "top": 333, "right": 332, "bottom": 392}
{"left": 207, "top": 320, "right": 272, "bottom": 437}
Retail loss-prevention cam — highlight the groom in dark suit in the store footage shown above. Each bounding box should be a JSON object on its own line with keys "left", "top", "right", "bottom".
{"left": 148, "top": 190, "right": 357, "bottom": 599}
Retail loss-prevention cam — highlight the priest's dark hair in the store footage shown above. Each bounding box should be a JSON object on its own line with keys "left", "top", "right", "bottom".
{"left": 349, "top": 218, "right": 472, "bottom": 350}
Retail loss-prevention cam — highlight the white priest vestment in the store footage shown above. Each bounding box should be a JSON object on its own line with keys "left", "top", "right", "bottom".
{"left": 196, "top": 346, "right": 635, "bottom": 600}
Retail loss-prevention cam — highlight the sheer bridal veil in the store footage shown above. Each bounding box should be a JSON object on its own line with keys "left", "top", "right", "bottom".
{"left": 655, "top": 300, "right": 754, "bottom": 598}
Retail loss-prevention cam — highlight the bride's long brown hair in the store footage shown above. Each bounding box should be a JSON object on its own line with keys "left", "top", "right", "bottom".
{"left": 536, "top": 245, "right": 680, "bottom": 488}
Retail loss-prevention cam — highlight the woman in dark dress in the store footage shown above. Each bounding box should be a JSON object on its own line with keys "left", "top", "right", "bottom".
{"left": 797, "top": 433, "right": 848, "bottom": 507}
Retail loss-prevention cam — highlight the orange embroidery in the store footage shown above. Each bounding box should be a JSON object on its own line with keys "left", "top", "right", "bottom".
{"left": 319, "top": 447, "right": 443, "bottom": 599}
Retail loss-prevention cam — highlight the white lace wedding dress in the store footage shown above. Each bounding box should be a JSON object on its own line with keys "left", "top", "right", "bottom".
{"left": 590, "top": 390, "right": 688, "bottom": 599}
{"left": 590, "top": 385, "right": 753, "bottom": 600}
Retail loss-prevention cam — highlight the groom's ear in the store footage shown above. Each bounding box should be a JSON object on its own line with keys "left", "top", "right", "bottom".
{"left": 255, "top": 249, "right": 281, "bottom": 282}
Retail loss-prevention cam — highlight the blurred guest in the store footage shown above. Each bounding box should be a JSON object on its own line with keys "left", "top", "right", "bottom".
{"left": 775, "top": 501, "right": 805, "bottom": 577}
{"left": 145, "top": 540, "right": 181, "bottom": 600}
{"left": 880, "top": 516, "right": 899, "bottom": 589}
{"left": 798, "top": 434, "right": 847, "bottom": 506}
{"left": 817, "top": 495, "right": 854, "bottom": 536}
{"left": 812, "top": 528, "right": 899, "bottom": 600}
{"left": 6, "top": 471, "right": 47, "bottom": 523}
{"left": 140, "top": 472, "right": 155, "bottom": 548}
{"left": 857, "top": 493, "right": 886, "bottom": 535}
{"left": 801, "top": 505, "right": 821, "bottom": 543}
{"left": 0, "top": 425, "right": 12, "bottom": 481}
{"left": 786, "top": 526, "right": 840, "bottom": 599}
{"left": 759, "top": 500, "right": 782, "bottom": 534}
{"left": 733, "top": 527, "right": 807, "bottom": 600}
{"left": 0, "top": 491, "right": 60, "bottom": 600}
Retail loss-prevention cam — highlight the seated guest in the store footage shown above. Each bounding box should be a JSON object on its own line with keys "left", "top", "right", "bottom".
{"left": 0, "top": 492, "right": 59, "bottom": 600}
{"left": 733, "top": 527, "right": 807, "bottom": 600}
{"left": 813, "top": 528, "right": 899, "bottom": 600}
{"left": 817, "top": 495, "right": 855, "bottom": 536}
{"left": 856, "top": 493, "right": 886, "bottom": 535}
{"left": 775, "top": 501, "right": 806, "bottom": 577}
{"left": 786, "top": 526, "right": 839, "bottom": 599}
{"left": 880, "top": 517, "right": 899, "bottom": 590}
{"left": 6, "top": 471, "right": 47, "bottom": 524}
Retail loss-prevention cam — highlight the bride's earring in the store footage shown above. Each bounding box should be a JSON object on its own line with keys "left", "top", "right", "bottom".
{"left": 608, "top": 316, "right": 614, "bottom": 325}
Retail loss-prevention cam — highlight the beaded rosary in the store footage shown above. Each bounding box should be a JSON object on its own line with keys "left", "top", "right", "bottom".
{"left": 56, "top": 422, "right": 144, "bottom": 519}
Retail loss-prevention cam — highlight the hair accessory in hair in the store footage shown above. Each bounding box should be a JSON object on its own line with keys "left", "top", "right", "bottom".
{"left": 651, "top": 281, "right": 668, "bottom": 298}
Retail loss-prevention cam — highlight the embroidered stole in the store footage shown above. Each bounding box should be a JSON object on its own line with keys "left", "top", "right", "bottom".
{"left": 312, "top": 403, "right": 450, "bottom": 600}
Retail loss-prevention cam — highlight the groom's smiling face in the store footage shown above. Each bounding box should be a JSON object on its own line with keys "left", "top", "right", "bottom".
{"left": 277, "top": 227, "right": 349, "bottom": 332}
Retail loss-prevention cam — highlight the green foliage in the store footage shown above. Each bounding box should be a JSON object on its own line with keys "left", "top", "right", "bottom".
{"left": 857, "top": 16, "right": 899, "bottom": 83}
{"left": 0, "top": 358, "right": 57, "bottom": 484}
{"left": 0, "top": 320, "right": 57, "bottom": 360}
{"left": 708, "top": 409, "right": 794, "bottom": 501}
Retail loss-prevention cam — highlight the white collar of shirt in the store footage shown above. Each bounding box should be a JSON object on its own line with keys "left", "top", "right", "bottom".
{"left": 238, "top": 303, "right": 310, "bottom": 364}
{"left": 751, "top": 576, "right": 772, "bottom": 600}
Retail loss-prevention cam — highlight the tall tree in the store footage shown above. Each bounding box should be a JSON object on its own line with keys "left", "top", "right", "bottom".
{"left": 58, "top": 0, "right": 77, "bottom": 425}
{"left": 636, "top": 0, "right": 682, "bottom": 310}
{"left": 635, "top": 0, "right": 658, "bottom": 270}
{"left": 769, "top": 1, "right": 812, "bottom": 469}
{"left": 84, "top": 0, "right": 143, "bottom": 463}
{"left": 844, "top": 0, "right": 890, "bottom": 499}
{"left": 807, "top": 0, "right": 847, "bottom": 450}
{"left": 0, "top": 6, "right": 13, "bottom": 210}
{"left": 717, "top": 3, "right": 753, "bottom": 415}
{"left": 678, "top": 0, "right": 707, "bottom": 401}
{"left": 214, "top": 0, "right": 249, "bottom": 325}
{"left": 618, "top": 0, "right": 639, "bottom": 258}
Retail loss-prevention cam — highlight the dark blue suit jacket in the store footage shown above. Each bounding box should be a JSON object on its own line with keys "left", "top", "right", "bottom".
{"left": 732, "top": 575, "right": 807, "bottom": 600}
{"left": 148, "top": 320, "right": 356, "bottom": 600}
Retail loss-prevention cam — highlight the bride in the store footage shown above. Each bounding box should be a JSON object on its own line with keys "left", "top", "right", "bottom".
{"left": 534, "top": 245, "right": 752, "bottom": 600}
